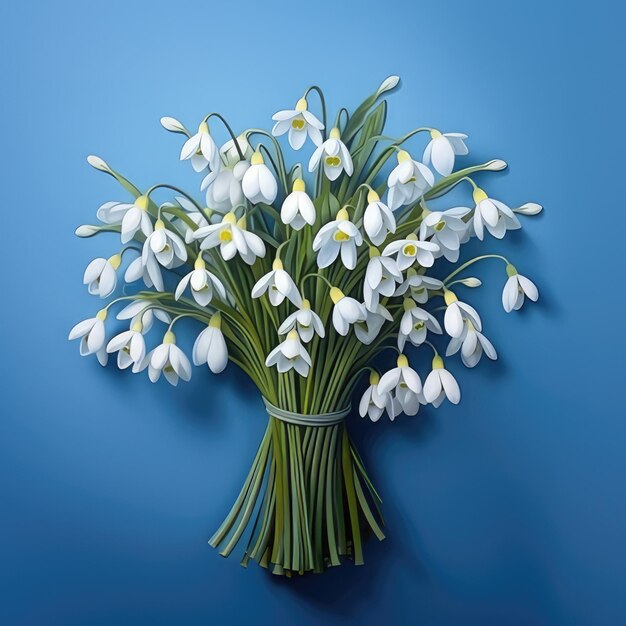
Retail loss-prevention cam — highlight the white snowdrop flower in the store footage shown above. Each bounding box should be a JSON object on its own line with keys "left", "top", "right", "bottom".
{"left": 201, "top": 137, "right": 252, "bottom": 213}
{"left": 175, "top": 255, "right": 226, "bottom": 307}
{"left": 281, "top": 178, "right": 316, "bottom": 230}
{"left": 443, "top": 290, "right": 482, "bottom": 338}
{"left": 382, "top": 234, "right": 439, "bottom": 271}
{"left": 124, "top": 256, "right": 158, "bottom": 290}
{"left": 378, "top": 354, "right": 423, "bottom": 416}
{"left": 308, "top": 127, "right": 353, "bottom": 181}
{"left": 471, "top": 187, "right": 521, "bottom": 240}
{"left": 141, "top": 331, "right": 192, "bottom": 386}
{"left": 177, "top": 209, "right": 210, "bottom": 244}
{"left": 193, "top": 313, "right": 229, "bottom": 374}
{"left": 502, "top": 265, "right": 539, "bottom": 313}
{"left": 241, "top": 151, "right": 278, "bottom": 205}
{"left": 202, "top": 160, "right": 249, "bottom": 213}
{"left": 387, "top": 150, "right": 434, "bottom": 210}
{"left": 277, "top": 299, "right": 325, "bottom": 343}
{"left": 394, "top": 269, "right": 443, "bottom": 303}
{"left": 141, "top": 220, "right": 188, "bottom": 291}
{"left": 116, "top": 299, "right": 171, "bottom": 334}
{"left": 180, "top": 121, "right": 220, "bottom": 172}
{"left": 359, "top": 372, "right": 395, "bottom": 422}
{"left": 252, "top": 258, "right": 302, "bottom": 307}
{"left": 312, "top": 207, "right": 363, "bottom": 269}
{"left": 423, "top": 355, "right": 461, "bottom": 407}
{"left": 330, "top": 287, "right": 367, "bottom": 336}
{"left": 265, "top": 330, "right": 312, "bottom": 377}
{"left": 83, "top": 254, "right": 121, "bottom": 298}
{"left": 419, "top": 207, "right": 470, "bottom": 263}
{"left": 193, "top": 212, "right": 266, "bottom": 265}
{"left": 446, "top": 320, "right": 497, "bottom": 368}
{"left": 363, "top": 248, "right": 402, "bottom": 311}
{"left": 97, "top": 195, "right": 153, "bottom": 244}
{"left": 105, "top": 321, "right": 146, "bottom": 371}
{"left": 354, "top": 304, "right": 392, "bottom": 345}
{"left": 363, "top": 189, "right": 396, "bottom": 245}
{"left": 422, "top": 130, "right": 469, "bottom": 176}
{"left": 68, "top": 309, "right": 108, "bottom": 366}
{"left": 272, "top": 97, "right": 325, "bottom": 149}
{"left": 398, "top": 298, "right": 442, "bottom": 351}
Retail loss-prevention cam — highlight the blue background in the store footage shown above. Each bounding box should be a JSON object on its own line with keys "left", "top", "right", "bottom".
{"left": 1, "top": 1, "right": 624, "bottom": 624}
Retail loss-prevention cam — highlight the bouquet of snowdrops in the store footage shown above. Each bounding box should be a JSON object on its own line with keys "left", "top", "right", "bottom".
{"left": 70, "top": 76, "right": 541, "bottom": 576}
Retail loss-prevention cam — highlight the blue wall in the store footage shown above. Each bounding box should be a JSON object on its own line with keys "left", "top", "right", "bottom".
{"left": 1, "top": 1, "right": 624, "bottom": 624}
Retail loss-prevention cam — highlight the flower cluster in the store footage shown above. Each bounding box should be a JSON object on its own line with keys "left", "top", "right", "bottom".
{"left": 71, "top": 77, "right": 541, "bottom": 424}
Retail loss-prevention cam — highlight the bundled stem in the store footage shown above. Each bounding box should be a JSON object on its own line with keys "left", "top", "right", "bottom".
{"left": 210, "top": 416, "right": 384, "bottom": 576}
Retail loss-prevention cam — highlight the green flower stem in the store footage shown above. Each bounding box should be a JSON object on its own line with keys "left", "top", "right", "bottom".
{"left": 444, "top": 254, "right": 509, "bottom": 283}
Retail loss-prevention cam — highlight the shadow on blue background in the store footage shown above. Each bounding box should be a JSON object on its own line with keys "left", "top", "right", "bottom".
{"left": 1, "top": 1, "right": 625, "bottom": 624}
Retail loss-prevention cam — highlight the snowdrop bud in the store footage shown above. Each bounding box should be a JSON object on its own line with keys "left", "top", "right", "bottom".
{"left": 75, "top": 225, "right": 99, "bottom": 237}
{"left": 160, "top": 116, "right": 186, "bottom": 133}
{"left": 515, "top": 202, "right": 543, "bottom": 216}
{"left": 457, "top": 277, "right": 482, "bottom": 287}
{"left": 484, "top": 159, "right": 507, "bottom": 171}
{"left": 87, "top": 155, "right": 112, "bottom": 173}
{"left": 376, "top": 75, "right": 400, "bottom": 97}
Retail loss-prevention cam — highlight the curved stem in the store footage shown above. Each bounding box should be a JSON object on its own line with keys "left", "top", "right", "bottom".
{"left": 145, "top": 184, "right": 203, "bottom": 210}
{"left": 444, "top": 254, "right": 509, "bottom": 283}
{"left": 300, "top": 272, "right": 333, "bottom": 292}
{"left": 203, "top": 112, "right": 245, "bottom": 161}
{"left": 304, "top": 85, "right": 327, "bottom": 139}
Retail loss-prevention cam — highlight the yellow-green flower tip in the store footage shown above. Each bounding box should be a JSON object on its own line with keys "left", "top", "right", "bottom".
{"left": 406, "top": 232, "right": 418, "bottom": 241}
{"left": 131, "top": 321, "right": 143, "bottom": 333}
{"left": 397, "top": 354, "right": 409, "bottom": 368}
{"left": 295, "top": 98, "right": 308, "bottom": 112}
{"left": 236, "top": 215, "right": 247, "bottom": 229}
{"left": 223, "top": 212, "right": 237, "bottom": 224}
{"left": 369, "top": 371, "right": 380, "bottom": 385}
{"left": 163, "top": 330, "right": 176, "bottom": 344}
{"left": 198, "top": 121, "right": 209, "bottom": 134}
{"left": 194, "top": 255, "right": 206, "bottom": 270}
{"left": 506, "top": 263, "right": 518, "bottom": 277}
{"left": 329, "top": 286, "right": 344, "bottom": 304}
{"left": 155, "top": 219, "right": 165, "bottom": 230}
{"left": 369, "top": 246, "right": 380, "bottom": 259}
{"left": 209, "top": 313, "right": 221, "bottom": 329}
{"left": 301, "top": 299, "right": 311, "bottom": 310}
{"left": 367, "top": 189, "right": 380, "bottom": 203}
{"left": 430, "top": 129, "right": 442, "bottom": 139}
{"left": 406, "top": 268, "right": 417, "bottom": 278}
{"left": 444, "top": 289, "right": 458, "bottom": 306}
{"left": 329, "top": 127, "right": 341, "bottom": 139}
{"left": 336, "top": 207, "right": 350, "bottom": 221}
{"left": 251, "top": 151, "right": 264, "bottom": 166}
{"left": 203, "top": 207, "right": 213, "bottom": 217}
{"left": 96, "top": 308, "right": 108, "bottom": 321}
{"left": 292, "top": 178, "right": 306, "bottom": 193}
{"left": 473, "top": 187, "right": 488, "bottom": 204}
{"left": 397, "top": 150, "right": 411, "bottom": 163}
{"left": 135, "top": 195, "right": 149, "bottom": 211}
{"left": 108, "top": 253, "right": 122, "bottom": 270}
{"left": 432, "top": 355, "right": 444, "bottom": 370}
{"left": 403, "top": 298, "right": 414, "bottom": 311}
{"left": 287, "top": 329, "right": 299, "bottom": 340}
{"left": 272, "top": 258, "right": 284, "bottom": 271}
